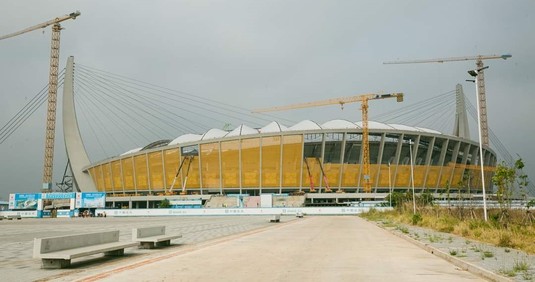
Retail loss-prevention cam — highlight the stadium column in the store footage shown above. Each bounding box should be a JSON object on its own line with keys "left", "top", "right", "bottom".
{"left": 392, "top": 134, "right": 404, "bottom": 187}
{"left": 436, "top": 139, "right": 450, "bottom": 190}
{"left": 422, "top": 137, "right": 435, "bottom": 190}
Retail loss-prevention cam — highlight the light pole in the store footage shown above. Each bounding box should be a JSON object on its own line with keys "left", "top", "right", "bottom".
{"left": 467, "top": 66, "right": 489, "bottom": 222}
{"left": 409, "top": 139, "right": 416, "bottom": 215}
{"left": 388, "top": 161, "right": 392, "bottom": 208}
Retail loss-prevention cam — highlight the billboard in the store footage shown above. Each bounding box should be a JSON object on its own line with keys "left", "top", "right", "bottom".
{"left": 75, "top": 192, "right": 106, "bottom": 208}
{"left": 9, "top": 193, "right": 41, "bottom": 210}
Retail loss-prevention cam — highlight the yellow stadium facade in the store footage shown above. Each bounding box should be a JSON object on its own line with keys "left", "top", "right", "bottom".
{"left": 85, "top": 120, "right": 496, "bottom": 196}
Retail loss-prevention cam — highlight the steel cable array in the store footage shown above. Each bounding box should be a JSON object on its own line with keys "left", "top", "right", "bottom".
{"left": 1, "top": 64, "right": 532, "bottom": 196}
{"left": 73, "top": 63, "right": 298, "bottom": 160}
{"left": 0, "top": 70, "right": 65, "bottom": 144}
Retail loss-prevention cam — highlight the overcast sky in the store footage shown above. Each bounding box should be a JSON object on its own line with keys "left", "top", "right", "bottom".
{"left": 1, "top": 1, "right": 534, "bottom": 200}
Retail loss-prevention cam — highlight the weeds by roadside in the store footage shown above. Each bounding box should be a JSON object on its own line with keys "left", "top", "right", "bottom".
{"left": 361, "top": 206, "right": 535, "bottom": 254}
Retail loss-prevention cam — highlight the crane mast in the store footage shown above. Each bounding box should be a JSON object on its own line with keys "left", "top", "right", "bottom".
{"left": 384, "top": 54, "right": 511, "bottom": 147}
{"left": 0, "top": 11, "right": 81, "bottom": 191}
{"left": 253, "top": 92, "right": 403, "bottom": 193}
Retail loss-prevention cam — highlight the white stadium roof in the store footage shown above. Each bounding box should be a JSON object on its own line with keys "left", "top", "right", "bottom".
{"left": 121, "top": 120, "right": 443, "bottom": 155}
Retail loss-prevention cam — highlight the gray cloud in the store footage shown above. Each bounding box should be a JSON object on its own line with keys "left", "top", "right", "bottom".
{"left": 1, "top": 0, "right": 534, "bottom": 199}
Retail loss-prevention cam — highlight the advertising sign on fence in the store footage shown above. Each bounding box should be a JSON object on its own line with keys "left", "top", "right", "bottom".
{"left": 8, "top": 193, "right": 41, "bottom": 210}
{"left": 75, "top": 192, "right": 106, "bottom": 208}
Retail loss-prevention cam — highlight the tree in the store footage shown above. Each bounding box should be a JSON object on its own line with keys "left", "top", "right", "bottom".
{"left": 159, "top": 198, "right": 170, "bottom": 208}
{"left": 491, "top": 158, "right": 529, "bottom": 224}
{"left": 492, "top": 158, "right": 528, "bottom": 208}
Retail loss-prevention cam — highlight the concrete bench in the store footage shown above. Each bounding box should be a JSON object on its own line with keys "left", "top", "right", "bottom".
{"left": 296, "top": 212, "right": 304, "bottom": 218}
{"left": 7, "top": 215, "right": 21, "bottom": 220}
{"left": 270, "top": 214, "right": 281, "bottom": 223}
{"left": 33, "top": 230, "right": 138, "bottom": 269}
{"left": 132, "top": 226, "right": 182, "bottom": 249}
{"left": 0, "top": 215, "right": 6, "bottom": 220}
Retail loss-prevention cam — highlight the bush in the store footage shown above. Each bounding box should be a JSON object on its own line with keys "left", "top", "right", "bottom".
{"left": 412, "top": 213, "right": 422, "bottom": 225}
{"left": 498, "top": 233, "right": 514, "bottom": 248}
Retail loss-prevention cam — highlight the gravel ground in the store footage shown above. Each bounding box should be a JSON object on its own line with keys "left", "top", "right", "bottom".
{"left": 374, "top": 220, "right": 535, "bottom": 281}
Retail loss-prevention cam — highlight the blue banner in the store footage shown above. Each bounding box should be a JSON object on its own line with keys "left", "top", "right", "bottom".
{"left": 42, "top": 192, "right": 75, "bottom": 199}
{"left": 9, "top": 193, "right": 41, "bottom": 210}
{"left": 75, "top": 192, "right": 106, "bottom": 208}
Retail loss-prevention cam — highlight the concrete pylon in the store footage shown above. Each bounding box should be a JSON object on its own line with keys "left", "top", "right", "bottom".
{"left": 62, "top": 56, "right": 97, "bottom": 192}
{"left": 453, "top": 84, "right": 471, "bottom": 140}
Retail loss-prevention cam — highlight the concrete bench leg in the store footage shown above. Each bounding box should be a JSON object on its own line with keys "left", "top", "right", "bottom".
{"left": 139, "top": 242, "right": 156, "bottom": 249}
{"left": 42, "top": 259, "right": 71, "bottom": 269}
{"left": 104, "top": 249, "right": 125, "bottom": 256}
{"left": 156, "top": 240, "right": 171, "bottom": 247}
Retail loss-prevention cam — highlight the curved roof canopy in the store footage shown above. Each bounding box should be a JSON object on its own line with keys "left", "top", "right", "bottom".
{"left": 226, "top": 124, "right": 259, "bottom": 137}
{"left": 201, "top": 128, "right": 228, "bottom": 140}
{"left": 121, "top": 119, "right": 444, "bottom": 155}
{"left": 169, "top": 133, "right": 202, "bottom": 145}
{"left": 322, "top": 119, "right": 360, "bottom": 129}
{"left": 259, "top": 121, "right": 287, "bottom": 133}
{"left": 288, "top": 120, "right": 321, "bottom": 131}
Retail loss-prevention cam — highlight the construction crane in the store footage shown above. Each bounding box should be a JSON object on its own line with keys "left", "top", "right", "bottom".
{"left": 0, "top": 11, "right": 81, "bottom": 191}
{"left": 384, "top": 54, "right": 512, "bottom": 147}
{"left": 253, "top": 92, "right": 404, "bottom": 193}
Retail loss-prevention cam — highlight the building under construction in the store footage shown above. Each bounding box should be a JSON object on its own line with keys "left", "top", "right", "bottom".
{"left": 85, "top": 119, "right": 496, "bottom": 197}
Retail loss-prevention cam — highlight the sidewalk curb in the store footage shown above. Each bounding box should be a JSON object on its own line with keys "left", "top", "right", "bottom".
{"left": 388, "top": 227, "right": 512, "bottom": 282}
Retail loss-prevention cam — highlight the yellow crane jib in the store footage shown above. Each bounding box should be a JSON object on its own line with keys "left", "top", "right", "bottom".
{"left": 252, "top": 92, "right": 404, "bottom": 193}
{"left": 383, "top": 54, "right": 511, "bottom": 148}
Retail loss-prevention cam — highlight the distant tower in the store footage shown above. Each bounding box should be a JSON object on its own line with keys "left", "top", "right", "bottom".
{"left": 453, "top": 84, "right": 470, "bottom": 140}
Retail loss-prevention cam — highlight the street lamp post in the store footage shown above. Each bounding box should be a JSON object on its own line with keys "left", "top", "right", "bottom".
{"left": 467, "top": 66, "right": 489, "bottom": 222}
{"left": 409, "top": 139, "right": 416, "bottom": 215}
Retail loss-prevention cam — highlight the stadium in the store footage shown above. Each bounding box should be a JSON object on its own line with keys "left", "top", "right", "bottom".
{"left": 85, "top": 119, "right": 496, "bottom": 198}
{"left": 52, "top": 57, "right": 514, "bottom": 208}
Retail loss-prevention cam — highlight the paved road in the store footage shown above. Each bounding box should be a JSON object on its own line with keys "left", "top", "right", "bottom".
{"left": 0, "top": 216, "right": 279, "bottom": 282}
{"left": 79, "top": 216, "right": 483, "bottom": 282}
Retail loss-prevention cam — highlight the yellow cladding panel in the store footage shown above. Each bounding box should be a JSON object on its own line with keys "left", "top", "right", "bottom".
{"left": 262, "top": 136, "right": 281, "bottom": 187}
{"left": 201, "top": 143, "right": 220, "bottom": 188}
{"left": 241, "top": 138, "right": 260, "bottom": 187}
{"left": 88, "top": 167, "right": 101, "bottom": 192}
{"left": 112, "top": 160, "right": 122, "bottom": 191}
{"left": 451, "top": 167, "right": 464, "bottom": 188}
{"left": 341, "top": 163, "right": 359, "bottom": 187}
{"left": 149, "top": 151, "right": 164, "bottom": 191}
{"left": 324, "top": 163, "right": 341, "bottom": 188}
{"left": 121, "top": 158, "right": 134, "bottom": 190}
{"left": 96, "top": 165, "right": 105, "bottom": 191}
{"left": 282, "top": 135, "right": 302, "bottom": 187}
{"left": 134, "top": 154, "right": 148, "bottom": 189}
{"left": 413, "top": 165, "right": 426, "bottom": 187}
{"left": 439, "top": 167, "right": 453, "bottom": 187}
{"left": 395, "top": 165, "right": 410, "bottom": 187}
{"left": 103, "top": 162, "right": 113, "bottom": 192}
{"left": 221, "top": 140, "right": 239, "bottom": 188}
{"left": 377, "top": 164, "right": 390, "bottom": 187}
{"left": 425, "top": 166, "right": 441, "bottom": 188}
{"left": 164, "top": 149, "right": 180, "bottom": 190}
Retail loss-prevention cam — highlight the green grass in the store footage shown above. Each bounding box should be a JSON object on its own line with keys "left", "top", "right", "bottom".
{"left": 513, "top": 259, "right": 530, "bottom": 272}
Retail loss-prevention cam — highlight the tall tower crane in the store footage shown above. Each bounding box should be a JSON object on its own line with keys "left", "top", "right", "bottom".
{"left": 384, "top": 54, "right": 511, "bottom": 147}
{"left": 0, "top": 11, "right": 81, "bottom": 191}
{"left": 253, "top": 92, "right": 403, "bottom": 193}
